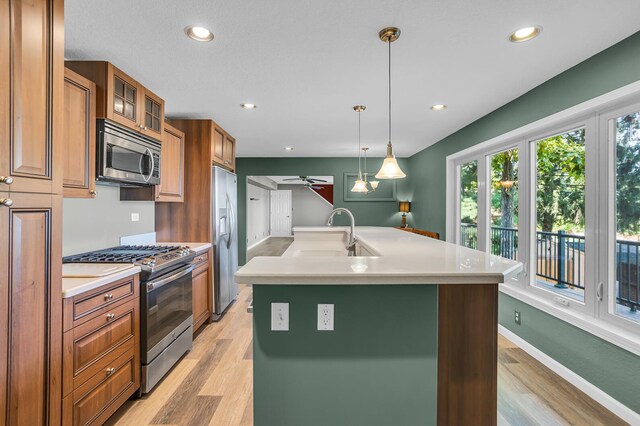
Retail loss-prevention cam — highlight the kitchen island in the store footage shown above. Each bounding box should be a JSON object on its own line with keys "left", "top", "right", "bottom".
{"left": 236, "top": 226, "right": 522, "bottom": 426}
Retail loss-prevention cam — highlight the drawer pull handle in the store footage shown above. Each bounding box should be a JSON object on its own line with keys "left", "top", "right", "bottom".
{"left": 104, "top": 293, "right": 114, "bottom": 301}
{"left": 0, "top": 176, "right": 13, "bottom": 185}
{"left": 0, "top": 198, "right": 13, "bottom": 207}
{"left": 197, "top": 256, "right": 203, "bottom": 262}
{"left": 105, "top": 367, "right": 115, "bottom": 376}
{"left": 106, "top": 313, "right": 116, "bottom": 321}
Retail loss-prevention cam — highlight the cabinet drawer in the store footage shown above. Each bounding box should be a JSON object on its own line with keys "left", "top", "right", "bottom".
{"left": 192, "top": 250, "right": 210, "bottom": 268}
{"left": 63, "top": 348, "right": 139, "bottom": 426}
{"left": 64, "top": 275, "right": 139, "bottom": 330}
{"left": 63, "top": 299, "right": 138, "bottom": 395}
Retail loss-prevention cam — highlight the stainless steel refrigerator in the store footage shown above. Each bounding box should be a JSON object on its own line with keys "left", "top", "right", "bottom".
{"left": 212, "top": 166, "right": 239, "bottom": 320}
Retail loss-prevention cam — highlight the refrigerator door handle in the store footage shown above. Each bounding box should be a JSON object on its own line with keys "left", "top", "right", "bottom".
{"left": 226, "top": 193, "right": 235, "bottom": 249}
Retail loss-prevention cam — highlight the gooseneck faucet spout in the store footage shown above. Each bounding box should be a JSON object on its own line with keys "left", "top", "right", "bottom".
{"left": 327, "top": 208, "right": 357, "bottom": 255}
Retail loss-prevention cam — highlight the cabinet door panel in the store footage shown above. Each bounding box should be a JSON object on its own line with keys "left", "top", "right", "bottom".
{"left": 63, "top": 68, "right": 96, "bottom": 198}
{"left": 2, "top": 0, "right": 59, "bottom": 194}
{"left": 106, "top": 65, "right": 140, "bottom": 133}
{"left": 192, "top": 266, "right": 210, "bottom": 331}
{"left": 157, "top": 124, "right": 184, "bottom": 202}
{"left": 2, "top": 193, "right": 62, "bottom": 426}
{"left": 223, "top": 135, "right": 235, "bottom": 170}
{"left": 140, "top": 87, "right": 164, "bottom": 140}
{"left": 212, "top": 127, "right": 225, "bottom": 165}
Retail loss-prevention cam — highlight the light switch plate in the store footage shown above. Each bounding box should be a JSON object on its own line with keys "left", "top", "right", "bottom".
{"left": 131, "top": 213, "right": 140, "bottom": 222}
{"left": 271, "top": 303, "right": 289, "bottom": 331}
{"left": 317, "top": 304, "right": 334, "bottom": 331}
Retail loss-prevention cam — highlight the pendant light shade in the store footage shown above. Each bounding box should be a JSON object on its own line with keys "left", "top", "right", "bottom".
{"left": 351, "top": 173, "right": 369, "bottom": 193}
{"left": 375, "top": 27, "right": 407, "bottom": 180}
{"left": 375, "top": 142, "right": 406, "bottom": 179}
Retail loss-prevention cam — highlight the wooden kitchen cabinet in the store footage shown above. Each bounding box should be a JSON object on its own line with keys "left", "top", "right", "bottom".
{"left": 212, "top": 124, "right": 236, "bottom": 171}
{"left": 63, "top": 67, "right": 97, "bottom": 198}
{"left": 192, "top": 250, "right": 212, "bottom": 332}
{"left": 0, "top": 0, "right": 64, "bottom": 195}
{"left": 119, "top": 122, "right": 185, "bottom": 202}
{"left": 65, "top": 61, "right": 165, "bottom": 140}
{"left": 0, "top": 192, "right": 63, "bottom": 425}
{"left": 62, "top": 275, "right": 140, "bottom": 426}
{"left": 0, "top": 0, "right": 64, "bottom": 424}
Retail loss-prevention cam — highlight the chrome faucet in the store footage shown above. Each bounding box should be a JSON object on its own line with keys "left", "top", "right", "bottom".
{"left": 327, "top": 208, "right": 357, "bottom": 256}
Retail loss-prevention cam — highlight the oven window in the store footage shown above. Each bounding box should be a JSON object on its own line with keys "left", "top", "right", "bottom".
{"left": 145, "top": 270, "right": 193, "bottom": 353}
{"left": 107, "top": 144, "right": 150, "bottom": 174}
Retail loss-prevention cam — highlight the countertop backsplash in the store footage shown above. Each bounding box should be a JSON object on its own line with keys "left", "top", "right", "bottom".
{"left": 62, "top": 184, "right": 155, "bottom": 256}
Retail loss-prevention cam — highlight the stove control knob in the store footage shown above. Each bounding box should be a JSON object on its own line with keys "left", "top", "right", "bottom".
{"left": 141, "top": 260, "right": 150, "bottom": 265}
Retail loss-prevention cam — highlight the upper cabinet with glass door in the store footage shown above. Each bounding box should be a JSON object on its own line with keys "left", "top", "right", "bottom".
{"left": 65, "top": 61, "right": 165, "bottom": 140}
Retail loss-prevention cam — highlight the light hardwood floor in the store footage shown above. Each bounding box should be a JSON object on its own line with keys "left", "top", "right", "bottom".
{"left": 246, "top": 237, "right": 293, "bottom": 261}
{"left": 107, "top": 284, "right": 625, "bottom": 426}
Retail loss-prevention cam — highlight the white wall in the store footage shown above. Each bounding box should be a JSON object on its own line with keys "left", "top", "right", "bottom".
{"left": 278, "top": 184, "right": 333, "bottom": 227}
{"left": 247, "top": 182, "right": 271, "bottom": 248}
{"left": 62, "top": 185, "right": 155, "bottom": 255}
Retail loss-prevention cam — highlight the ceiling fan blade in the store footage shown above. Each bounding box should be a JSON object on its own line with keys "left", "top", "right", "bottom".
{"left": 282, "top": 178, "right": 301, "bottom": 181}
{"left": 308, "top": 178, "right": 327, "bottom": 183}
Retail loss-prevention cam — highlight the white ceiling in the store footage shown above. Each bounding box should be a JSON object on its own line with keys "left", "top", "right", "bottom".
{"left": 65, "top": 0, "right": 640, "bottom": 158}
{"left": 266, "top": 176, "right": 334, "bottom": 185}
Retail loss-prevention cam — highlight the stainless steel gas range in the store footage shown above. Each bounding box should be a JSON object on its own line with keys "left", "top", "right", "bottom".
{"left": 63, "top": 244, "right": 196, "bottom": 394}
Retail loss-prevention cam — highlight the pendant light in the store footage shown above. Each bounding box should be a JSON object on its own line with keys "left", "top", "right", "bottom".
{"left": 351, "top": 105, "right": 369, "bottom": 193}
{"left": 375, "top": 27, "right": 406, "bottom": 180}
{"left": 362, "top": 147, "right": 379, "bottom": 192}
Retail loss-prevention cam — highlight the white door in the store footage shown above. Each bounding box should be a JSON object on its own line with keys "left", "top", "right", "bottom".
{"left": 270, "top": 190, "right": 292, "bottom": 236}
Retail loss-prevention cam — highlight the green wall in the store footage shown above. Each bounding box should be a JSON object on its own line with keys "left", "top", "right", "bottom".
{"left": 236, "top": 157, "right": 411, "bottom": 265}
{"left": 253, "top": 284, "right": 438, "bottom": 426}
{"left": 499, "top": 293, "right": 639, "bottom": 412}
{"left": 407, "top": 31, "right": 640, "bottom": 414}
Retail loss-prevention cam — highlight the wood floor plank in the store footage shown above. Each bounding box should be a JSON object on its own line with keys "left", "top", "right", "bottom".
{"left": 150, "top": 338, "right": 232, "bottom": 424}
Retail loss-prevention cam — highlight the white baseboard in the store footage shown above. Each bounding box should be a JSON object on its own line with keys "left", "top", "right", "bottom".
{"left": 498, "top": 325, "right": 640, "bottom": 424}
{"left": 247, "top": 235, "right": 271, "bottom": 251}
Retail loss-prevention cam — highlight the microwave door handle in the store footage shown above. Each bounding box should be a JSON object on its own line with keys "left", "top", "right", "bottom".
{"left": 140, "top": 147, "right": 154, "bottom": 183}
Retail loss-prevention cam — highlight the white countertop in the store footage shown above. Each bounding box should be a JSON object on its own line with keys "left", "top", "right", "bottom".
{"left": 62, "top": 242, "right": 212, "bottom": 298}
{"left": 235, "top": 226, "right": 523, "bottom": 285}
{"left": 62, "top": 265, "right": 141, "bottom": 298}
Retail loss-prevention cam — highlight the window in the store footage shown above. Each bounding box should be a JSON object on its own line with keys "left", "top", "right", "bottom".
{"left": 459, "top": 160, "right": 478, "bottom": 249}
{"left": 611, "top": 110, "right": 640, "bottom": 324}
{"left": 489, "top": 148, "right": 519, "bottom": 260}
{"left": 446, "top": 91, "right": 640, "bottom": 351}
{"left": 533, "top": 129, "right": 586, "bottom": 302}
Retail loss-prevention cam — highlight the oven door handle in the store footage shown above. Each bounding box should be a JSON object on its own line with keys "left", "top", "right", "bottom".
{"left": 145, "top": 265, "right": 195, "bottom": 293}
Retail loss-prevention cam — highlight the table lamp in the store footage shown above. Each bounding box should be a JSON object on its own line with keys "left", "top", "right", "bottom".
{"left": 399, "top": 201, "right": 411, "bottom": 228}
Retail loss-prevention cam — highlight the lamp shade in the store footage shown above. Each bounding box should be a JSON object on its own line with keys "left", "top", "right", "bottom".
{"left": 375, "top": 143, "right": 406, "bottom": 179}
{"left": 399, "top": 201, "right": 411, "bottom": 213}
{"left": 351, "top": 177, "right": 369, "bottom": 193}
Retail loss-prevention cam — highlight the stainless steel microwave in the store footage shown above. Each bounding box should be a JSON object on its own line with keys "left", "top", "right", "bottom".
{"left": 97, "top": 120, "right": 161, "bottom": 186}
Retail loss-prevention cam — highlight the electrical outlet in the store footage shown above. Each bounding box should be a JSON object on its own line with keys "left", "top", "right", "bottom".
{"left": 514, "top": 310, "right": 521, "bottom": 325}
{"left": 131, "top": 213, "right": 140, "bottom": 222}
{"left": 271, "top": 303, "right": 289, "bottom": 331}
{"left": 317, "top": 304, "right": 334, "bottom": 331}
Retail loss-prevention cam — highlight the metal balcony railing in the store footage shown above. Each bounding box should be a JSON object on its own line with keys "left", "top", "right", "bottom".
{"left": 459, "top": 223, "right": 639, "bottom": 311}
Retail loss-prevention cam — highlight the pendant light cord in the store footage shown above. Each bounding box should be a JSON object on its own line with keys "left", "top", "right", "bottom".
{"left": 388, "top": 38, "right": 392, "bottom": 144}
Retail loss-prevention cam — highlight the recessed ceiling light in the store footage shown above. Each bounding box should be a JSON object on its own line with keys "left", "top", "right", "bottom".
{"left": 284, "top": 147, "right": 294, "bottom": 151}
{"left": 241, "top": 103, "right": 257, "bottom": 109}
{"left": 430, "top": 104, "right": 447, "bottom": 111}
{"left": 509, "top": 26, "right": 542, "bottom": 43}
{"left": 185, "top": 26, "right": 214, "bottom": 42}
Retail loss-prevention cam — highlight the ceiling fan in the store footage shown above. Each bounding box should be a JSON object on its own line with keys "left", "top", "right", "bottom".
{"left": 282, "top": 176, "right": 328, "bottom": 185}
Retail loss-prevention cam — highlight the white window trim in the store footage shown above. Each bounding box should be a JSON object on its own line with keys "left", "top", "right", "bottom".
{"left": 446, "top": 80, "right": 640, "bottom": 356}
